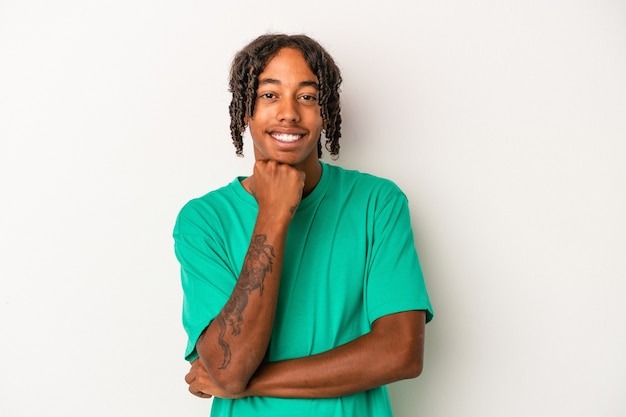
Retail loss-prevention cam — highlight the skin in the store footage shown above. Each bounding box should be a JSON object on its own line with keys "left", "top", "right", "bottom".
{"left": 187, "top": 47, "right": 427, "bottom": 399}
{"left": 244, "top": 47, "right": 324, "bottom": 195}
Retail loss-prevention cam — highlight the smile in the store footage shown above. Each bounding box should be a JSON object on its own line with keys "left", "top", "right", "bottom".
{"left": 271, "top": 133, "right": 304, "bottom": 143}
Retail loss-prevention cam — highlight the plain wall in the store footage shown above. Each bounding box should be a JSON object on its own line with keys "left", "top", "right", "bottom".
{"left": 1, "top": 1, "right": 625, "bottom": 416}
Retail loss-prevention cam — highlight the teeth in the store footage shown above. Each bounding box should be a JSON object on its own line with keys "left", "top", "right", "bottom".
{"left": 272, "top": 133, "right": 302, "bottom": 143}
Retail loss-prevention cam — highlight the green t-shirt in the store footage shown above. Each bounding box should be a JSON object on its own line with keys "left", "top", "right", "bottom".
{"left": 173, "top": 162, "right": 433, "bottom": 417}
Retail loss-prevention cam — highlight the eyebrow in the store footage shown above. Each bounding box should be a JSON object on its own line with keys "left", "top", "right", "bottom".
{"left": 258, "top": 78, "right": 319, "bottom": 89}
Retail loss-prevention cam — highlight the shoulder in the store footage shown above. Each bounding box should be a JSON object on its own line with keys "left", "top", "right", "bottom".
{"left": 324, "top": 163, "right": 406, "bottom": 201}
{"left": 178, "top": 182, "right": 233, "bottom": 215}
{"left": 173, "top": 180, "right": 241, "bottom": 234}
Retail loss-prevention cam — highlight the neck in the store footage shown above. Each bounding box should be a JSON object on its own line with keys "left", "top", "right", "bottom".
{"left": 301, "top": 160, "right": 322, "bottom": 197}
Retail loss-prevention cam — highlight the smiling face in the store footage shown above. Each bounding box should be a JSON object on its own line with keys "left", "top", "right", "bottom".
{"left": 247, "top": 47, "right": 324, "bottom": 175}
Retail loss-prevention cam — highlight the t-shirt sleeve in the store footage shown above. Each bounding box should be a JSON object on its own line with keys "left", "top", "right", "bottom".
{"left": 173, "top": 202, "right": 236, "bottom": 361}
{"left": 365, "top": 190, "right": 434, "bottom": 324}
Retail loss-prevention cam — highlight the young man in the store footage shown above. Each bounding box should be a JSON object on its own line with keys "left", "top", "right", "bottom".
{"left": 173, "top": 34, "right": 433, "bottom": 416}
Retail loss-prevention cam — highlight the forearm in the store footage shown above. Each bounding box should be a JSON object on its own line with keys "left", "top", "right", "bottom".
{"left": 197, "top": 216, "right": 289, "bottom": 394}
{"left": 245, "top": 311, "right": 426, "bottom": 398}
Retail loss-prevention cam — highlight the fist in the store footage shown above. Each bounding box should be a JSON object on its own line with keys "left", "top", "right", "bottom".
{"left": 249, "top": 160, "right": 306, "bottom": 220}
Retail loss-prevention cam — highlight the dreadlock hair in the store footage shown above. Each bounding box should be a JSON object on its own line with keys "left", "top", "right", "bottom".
{"left": 228, "top": 34, "right": 342, "bottom": 158}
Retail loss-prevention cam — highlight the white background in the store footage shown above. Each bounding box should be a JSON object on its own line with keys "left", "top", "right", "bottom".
{"left": 1, "top": 1, "right": 625, "bottom": 416}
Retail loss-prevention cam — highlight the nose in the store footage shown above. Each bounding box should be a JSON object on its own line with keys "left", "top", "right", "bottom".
{"left": 276, "top": 97, "right": 300, "bottom": 123}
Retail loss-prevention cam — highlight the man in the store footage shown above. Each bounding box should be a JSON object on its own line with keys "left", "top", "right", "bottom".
{"left": 173, "top": 33, "right": 433, "bottom": 416}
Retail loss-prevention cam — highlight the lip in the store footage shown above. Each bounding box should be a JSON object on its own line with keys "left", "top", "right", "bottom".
{"left": 268, "top": 128, "right": 307, "bottom": 144}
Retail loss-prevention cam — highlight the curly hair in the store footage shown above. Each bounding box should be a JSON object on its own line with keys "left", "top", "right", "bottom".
{"left": 228, "top": 34, "right": 342, "bottom": 158}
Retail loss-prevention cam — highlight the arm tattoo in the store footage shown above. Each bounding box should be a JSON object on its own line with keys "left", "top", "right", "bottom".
{"left": 217, "top": 234, "right": 275, "bottom": 369}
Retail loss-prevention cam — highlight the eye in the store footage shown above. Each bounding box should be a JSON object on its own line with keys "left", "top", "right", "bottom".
{"left": 259, "top": 92, "right": 277, "bottom": 100}
{"left": 300, "top": 94, "right": 318, "bottom": 102}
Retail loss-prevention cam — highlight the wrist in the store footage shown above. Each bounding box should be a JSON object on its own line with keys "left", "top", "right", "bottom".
{"left": 256, "top": 210, "right": 293, "bottom": 232}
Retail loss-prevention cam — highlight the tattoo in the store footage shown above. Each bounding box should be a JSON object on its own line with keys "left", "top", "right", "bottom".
{"left": 217, "top": 234, "right": 275, "bottom": 369}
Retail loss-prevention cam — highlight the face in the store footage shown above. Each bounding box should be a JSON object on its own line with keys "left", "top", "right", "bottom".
{"left": 247, "top": 47, "right": 324, "bottom": 173}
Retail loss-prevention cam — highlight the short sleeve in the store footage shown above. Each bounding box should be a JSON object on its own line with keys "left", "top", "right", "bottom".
{"left": 365, "top": 192, "right": 434, "bottom": 324}
{"left": 173, "top": 203, "right": 237, "bottom": 361}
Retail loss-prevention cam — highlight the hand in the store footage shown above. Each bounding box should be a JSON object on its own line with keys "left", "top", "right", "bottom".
{"left": 249, "top": 160, "right": 306, "bottom": 221}
{"left": 185, "top": 359, "right": 214, "bottom": 399}
{"left": 185, "top": 359, "right": 246, "bottom": 399}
